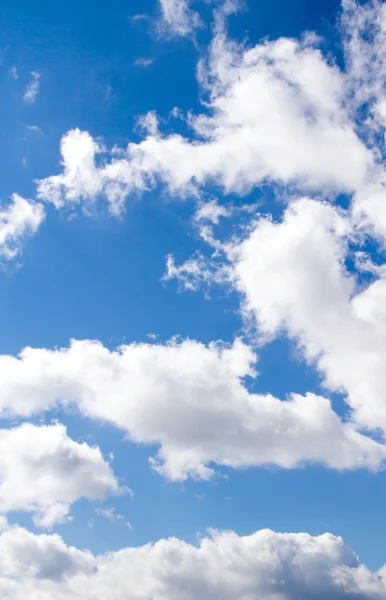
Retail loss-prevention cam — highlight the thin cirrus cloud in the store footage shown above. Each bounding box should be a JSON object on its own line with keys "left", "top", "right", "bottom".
{"left": 133, "top": 57, "right": 154, "bottom": 67}
{"left": 0, "top": 338, "right": 384, "bottom": 481}
{"left": 23, "top": 71, "right": 40, "bottom": 103}
{"left": 0, "top": 423, "right": 121, "bottom": 528}
{"left": 0, "top": 522, "right": 384, "bottom": 598}
{"left": 9, "top": 66, "right": 18, "bottom": 80}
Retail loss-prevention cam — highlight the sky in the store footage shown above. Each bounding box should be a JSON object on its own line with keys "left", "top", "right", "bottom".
{"left": 1, "top": 0, "right": 386, "bottom": 598}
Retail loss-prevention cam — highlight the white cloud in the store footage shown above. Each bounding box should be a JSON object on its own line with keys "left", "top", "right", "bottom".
{"left": 134, "top": 57, "right": 154, "bottom": 67}
{"left": 337, "top": 0, "right": 386, "bottom": 240}
{"left": 0, "top": 338, "right": 384, "bottom": 481}
{"left": 341, "top": 0, "right": 386, "bottom": 126}
{"left": 36, "top": 12, "right": 374, "bottom": 215}
{"left": 0, "top": 525, "right": 384, "bottom": 598}
{"left": 23, "top": 71, "right": 40, "bottom": 103}
{"left": 163, "top": 252, "right": 221, "bottom": 291}
{"left": 26, "top": 125, "right": 43, "bottom": 134}
{"left": 0, "top": 423, "right": 120, "bottom": 527}
{"left": 130, "top": 13, "right": 149, "bottom": 21}
{"left": 194, "top": 199, "right": 230, "bottom": 224}
{"left": 225, "top": 196, "right": 386, "bottom": 434}
{"left": 0, "top": 194, "right": 45, "bottom": 260}
{"left": 0, "top": 520, "right": 95, "bottom": 581}
{"left": 95, "top": 507, "right": 132, "bottom": 529}
{"left": 158, "top": 0, "right": 202, "bottom": 37}
{"left": 37, "top": 129, "right": 104, "bottom": 210}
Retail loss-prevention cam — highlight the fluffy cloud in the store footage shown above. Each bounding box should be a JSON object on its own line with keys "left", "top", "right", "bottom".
{"left": 0, "top": 524, "right": 384, "bottom": 599}
{"left": 36, "top": 130, "right": 105, "bottom": 211}
{"left": 36, "top": 3, "right": 373, "bottom": 215}
{"left": 0, "top": 423, "right": 120, "bottom": 527}
{"left": 0, "top": 520, "right": 95, "bottom": 581}
{"left": 0, "top": 338, "right": 384, "bottom": 480}
{"left": 227, "top": 196, "right": 386, "bottom": 433}
{"left": 0, "top": 194, "right": 45, "bottom": 260}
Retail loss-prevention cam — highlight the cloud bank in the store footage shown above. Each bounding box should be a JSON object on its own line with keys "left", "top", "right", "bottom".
{"left": 0, "top": 338, "right": 384, "bottom": 480}
{"left": 0, "top": 524, "right": 384, "bottom": 599}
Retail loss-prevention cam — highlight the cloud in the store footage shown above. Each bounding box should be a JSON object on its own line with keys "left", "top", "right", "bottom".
{"left": 0, "top": 338, "right": 384, "bottom": 481}
{"left": 0, "top": 423, "right": 120, "bottom": 527}
{"left": 194, "top": 199, "right": 231, "bottom": 225}
{"left": 23, "top": 71, "right": 40, "bottom": 103}
{"left": 26, "top": 125, "right": 43, "bottom": 134}
{"left": 224, "top": 196, "right": 386, "bottom": 434}
{"left": 134, "top": 57, "right": 154, "bottom": 67}
{"left": 163, "top": 252, "right": 220, "bottom": 291}
{"left": 0, "top": 521, "right": 95, "bottom": 581}
{"left": 130, "top": 13, "right": 149, "bottom": 22}
{"left": 36, "top": 4, "right": 375, "bottom": 216}
{"left": 0, "top": 194, "right": 45, "bottom": 260}
{"left": 330, "top": 1, "right": 386, "bottom": 240}
{"left": 341, "top": 0, "right": 386, "bottom": 125}
{"left": 9, "top": 66, "right": 18, "bottom": 80}
{"left": 95, "top": 507, "right": 132, "bottom": 529}
{"left": 36, "top": 129, "right": 106, "bottom": 210}
{"left": 158, "top": 0, "right": 202, "bottom": 37}
{"left": 0, "top": 525, "right": 384, "bottom": 598}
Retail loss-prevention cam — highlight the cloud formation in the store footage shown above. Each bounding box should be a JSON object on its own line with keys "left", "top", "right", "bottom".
{"left": 0, "top": 194, "right": 45, "bottom": 260}
{"left": 36, "top": 1, "right": 383, "bottom": 216}
{"left": 23, "top": 71, "right": 40, "bottom": 103}
{"left": 226, "top": 197, "right": 386, "bottom": 434}
{"left": 0, "top": 423, "right": 120, "bottom": 527}
{"left": 158, "top": 0, "right": 202, "bottom": 36}
{"left": 0, "top": 338, "right": 384, "bottom": 480}
{"left": 0, "top": 524, "right": 384, "bottom": 599}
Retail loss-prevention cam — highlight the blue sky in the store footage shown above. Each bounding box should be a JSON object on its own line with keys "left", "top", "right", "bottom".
{"left": 1, "top": 1, "right": 386, "bottom": 598}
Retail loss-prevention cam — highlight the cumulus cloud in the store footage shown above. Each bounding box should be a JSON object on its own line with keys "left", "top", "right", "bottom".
{"left": 0, "top": 521, "right": 95, "bottom": 581}
{"left": 0, "top": 423, "right": 120, "bottom": 527}
{"left": 36, "top": 2, "right": 378, "bottom": 216}
{"left": 0, "top": 525, "right": 384, "bottom": 598}
{"left": 23, "top": 71, "right": 40, "bottom": 103}
{"left": 224, "top": 197, "right": 386, "bottom": 433}
{"left": 0, "top": 194, "right": 45, "bottom": 260}
{"left": 0, "top": 338, "right": 384, "bottom": 480}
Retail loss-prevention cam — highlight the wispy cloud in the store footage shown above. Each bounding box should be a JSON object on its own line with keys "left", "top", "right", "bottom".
{"left": 158, "top": 0, "right": 202, "bottom": 37}
{"left": 26, "top": 124, "right": 43, "bottom": 134}
{"left": 130, "top": 13, "right": 149, "bottom": 21}
{"left": 9, "top": 66, "right": 18, "bottom": 80}
{"left": 23, "top": 71, "right": 40, "bottom": 103}
{"left": 134, "top": 57, "right": 154, "bottom": 67}
{"left": 96, "top": 507, "right": 132, "bottom": 529}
